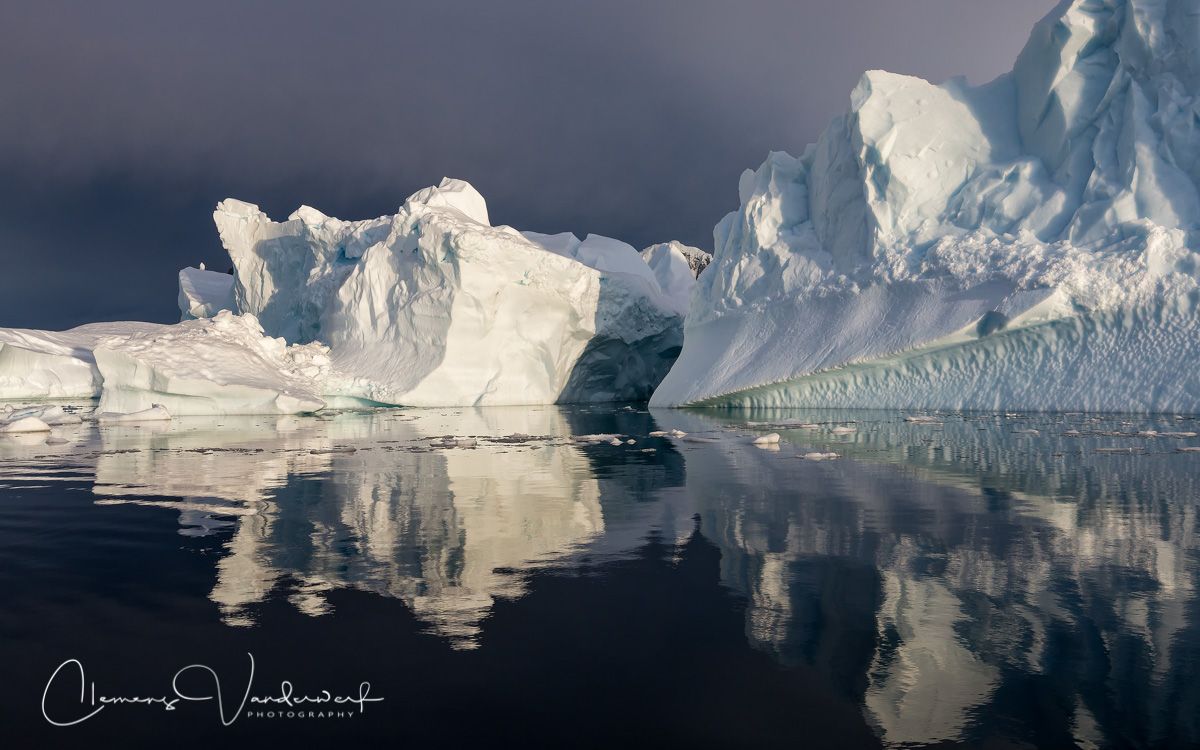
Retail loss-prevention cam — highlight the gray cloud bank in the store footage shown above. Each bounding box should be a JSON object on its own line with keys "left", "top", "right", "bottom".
{"left": 0, "top": 0, "right": 1052, "bottom": 329}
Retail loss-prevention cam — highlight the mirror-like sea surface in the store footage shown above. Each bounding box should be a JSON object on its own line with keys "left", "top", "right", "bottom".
{"left": 2, "top": 405, "right": 1199, "bottom": 748}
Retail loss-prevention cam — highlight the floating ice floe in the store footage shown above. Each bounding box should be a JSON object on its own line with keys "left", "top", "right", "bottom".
{"left": 429, "top": 437, "right": 479, "bottom": 449}
{"left": 572, "top": 434, "right": 625, "bottom": 444}
{"left": 1, "top": 404, "right": 82, "bottom": 426}
{"left": 0, "top": 416, "right": 52, "bottom": 434}
{"left": 649, "top": 429, "right": 689, "bottom": 438}
{"left": 96, "top": 405, "right": 174, "bottom": 423}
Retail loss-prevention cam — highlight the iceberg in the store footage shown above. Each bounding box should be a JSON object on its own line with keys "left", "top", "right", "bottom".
{"left": 4, "top": 180, "right": 694, "bottom": 415}
{"left": 215, "top": 178, "right": 687, "bottom": 406}
{"left": 652, "top": 0, "right": 1200, "bottom": 412}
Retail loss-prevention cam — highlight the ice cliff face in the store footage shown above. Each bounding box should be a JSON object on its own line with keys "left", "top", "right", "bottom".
{"left": 652, "top": 0, "right": 1200, "bottom": 411}
{"left": 214, "top": 178, "right": 689, "bottom": 407}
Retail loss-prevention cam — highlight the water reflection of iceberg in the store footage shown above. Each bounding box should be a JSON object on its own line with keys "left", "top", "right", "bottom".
{"left": 656, "top": 408, "right": 1200, "bottom": 748}
{"left": 4, "top": 404, "right": 1197, "bottom": 745}
{"left": 87, "top": 408, "right": 611, "bottom": 645}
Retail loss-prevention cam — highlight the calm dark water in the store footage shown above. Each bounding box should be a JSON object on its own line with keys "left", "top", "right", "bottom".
{"left": 1, "top": 405, "right": 1199, "bottom": 748}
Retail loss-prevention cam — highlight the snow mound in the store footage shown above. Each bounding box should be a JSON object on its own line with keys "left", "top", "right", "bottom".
{"left": 0, "top": 322, "right": 166, "bottom": 400}
{"left": 215, "top": 178, "right": 684, "bottom": 406}
{"left": 652, "top": 0, "right": 1200, "bottom": 412}
{"left": 178, "top": 266, "right": 237, "bottom": 320}
{"left": 94, "top": 311, "right": 330, "bottom": 416}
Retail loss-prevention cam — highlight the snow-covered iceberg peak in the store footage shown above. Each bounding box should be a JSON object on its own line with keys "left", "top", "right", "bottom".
{"left": 652, "top": 0, "right": 1200, "bottom": 412}
{"left": 214, "top": 178, "right": 686, "bottom": 406}
{"left": 213, "top": 193, "right": 394, "bottom": 344}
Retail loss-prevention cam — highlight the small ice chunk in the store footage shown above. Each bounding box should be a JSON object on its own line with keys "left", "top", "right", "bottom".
{"left": 0, "top": 416, "right": 52, "bottom": 433}
{"left": 752, "top": 433, "right": 781, "bottom": 445}
{"left": 97, "top": 405, "right": 173, "bottom": 423}
{"left": 20, "top": 405, "right": 83, "bottom": 426}
{"left": 800, "top": 452, "right": 841, "bottom": 461}
{"left": 572, "top": 433, "right": 623, "bottom": 443}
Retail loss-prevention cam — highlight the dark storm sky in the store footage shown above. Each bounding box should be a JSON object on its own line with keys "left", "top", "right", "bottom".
{"left": 0, "top": 0, "right": 1054, "bottom": 330}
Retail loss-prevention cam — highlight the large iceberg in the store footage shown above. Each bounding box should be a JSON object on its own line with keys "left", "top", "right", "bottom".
{"left": 2, "top": 180, "right": 699, "bottom": 414}
{"left": 652, "top": 0, "right": 1200, "bottom": 412}
{"left": 214, "top": 178, "right": 691, "bottom": 406}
